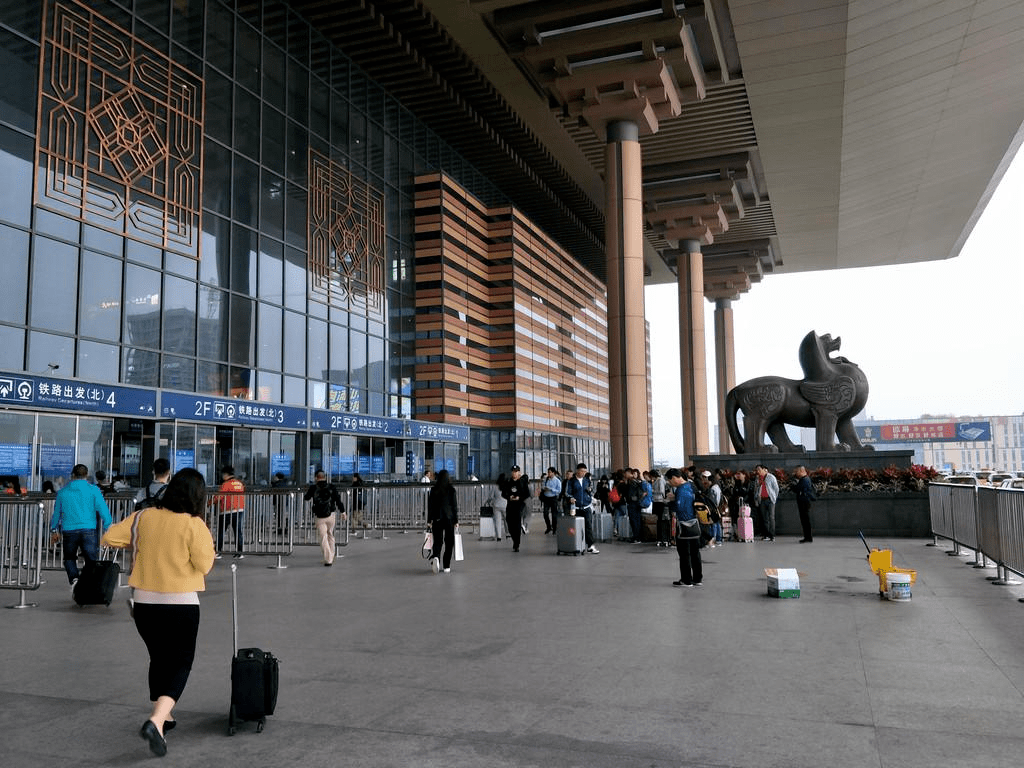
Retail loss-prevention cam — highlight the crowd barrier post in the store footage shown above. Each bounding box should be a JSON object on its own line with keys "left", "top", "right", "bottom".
{"left": 2, "top": 502, "right": 46, "bottom": 609}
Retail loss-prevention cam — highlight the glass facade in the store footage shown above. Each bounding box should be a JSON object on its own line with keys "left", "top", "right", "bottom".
{"left": 0, "top": 0, "right": 608, "bottom": 487}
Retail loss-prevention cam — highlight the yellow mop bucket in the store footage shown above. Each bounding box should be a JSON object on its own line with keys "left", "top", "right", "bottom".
{"left": 859, "top": 531, "right": 916, "bottom": 600}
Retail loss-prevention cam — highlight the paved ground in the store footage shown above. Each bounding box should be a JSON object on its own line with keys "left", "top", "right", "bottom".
{"left": 3, "top": 528, "right": 1024, "bottom": 767}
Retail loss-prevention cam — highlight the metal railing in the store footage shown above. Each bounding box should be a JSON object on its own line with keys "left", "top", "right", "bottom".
{"left": 928, "top": 482, "right": 1024, "bottom": 590}
{"left": 1, "top": 502, "right": 46, "bottom": 608}
{"left": 0, "top": 482, "right": 505, "bottom": 590}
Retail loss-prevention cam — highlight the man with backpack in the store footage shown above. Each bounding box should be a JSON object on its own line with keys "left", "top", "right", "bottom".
{"left": 304, "top": 471, "right": 345, "bottom": 566}
{"left": 134, "top": 458, "right": 171, "bottom": 511}
{"left": 624, "top": 468, "right": 646, "bottom": 543}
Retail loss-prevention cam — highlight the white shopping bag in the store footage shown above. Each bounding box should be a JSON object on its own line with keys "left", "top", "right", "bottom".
{"left": 454, "top": 527, "right": 464, "bottom": 561}
{"left": 421, "top": 530, "right": 433, "bottom": 559}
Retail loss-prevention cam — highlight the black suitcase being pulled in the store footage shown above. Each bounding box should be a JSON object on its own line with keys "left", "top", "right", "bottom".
{"left": 73, "top": 560, "right": 120, "bottom": 606}
{"left": 228, "top": 564, "right": 279, "bottom": 734}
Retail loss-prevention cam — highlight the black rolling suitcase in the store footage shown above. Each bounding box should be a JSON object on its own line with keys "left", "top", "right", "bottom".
{"left": 73, "top": 560, "right": 120, "bottom": 606}
{"left": 228, "top": 563, "right": 279, "bottom": 734}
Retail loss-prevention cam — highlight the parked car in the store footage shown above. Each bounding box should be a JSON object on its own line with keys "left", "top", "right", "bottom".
{"left": 945, "top": 475, "right": 978, "bottom": 485}
{"left": 999, "top": 477, "right": 1024, "bottom": 489}
{"left": 988, "top": 472, "right": 1014, "bottom": 487}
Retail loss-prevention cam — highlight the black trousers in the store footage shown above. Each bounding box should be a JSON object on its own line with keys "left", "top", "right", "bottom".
{"left": 431, "top": 518, "right": 456, "bottom": 568}
{"left": 506, "top": 503, "right": 524, "bottom": 549}
{"left": 675, "top": 536, "right": 703, "bottom": 585}
{"left": 133, "top": 603, "right": 201, "bottom": 702}
{"left": 541, "top": 496, "right": 559, "bottom": 532}
{"left": 798, "top": 499, "right": 813, "bottom": 541}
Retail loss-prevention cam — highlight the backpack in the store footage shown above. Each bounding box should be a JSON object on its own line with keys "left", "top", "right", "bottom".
{"left": 311, "top": 484, "right": 335, "bottom": 518}
{"left": 625, "top": 479, "right": 643, "bottom": 504}
{"left": 716, "top": 487, "right": 729, "bottom": 521}
{"left": 134, "top": 483, "right": 166, "bottom": 511}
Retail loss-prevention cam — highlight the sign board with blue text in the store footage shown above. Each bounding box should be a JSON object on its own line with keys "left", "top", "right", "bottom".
{"left": 0, "top": 371, "right": 156, "bottom": 417}
{"left": 161, "top": 392, "right": 307, "bottom": 428}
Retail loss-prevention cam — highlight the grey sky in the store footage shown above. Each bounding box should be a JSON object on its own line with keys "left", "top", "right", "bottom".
{"left": 646, "top": 147, "right": 1024, "bottom": 462}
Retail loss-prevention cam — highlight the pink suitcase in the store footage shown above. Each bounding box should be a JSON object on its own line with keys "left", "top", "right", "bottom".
{"left": 736, "top": 516, "right": 754, "bottom": 542}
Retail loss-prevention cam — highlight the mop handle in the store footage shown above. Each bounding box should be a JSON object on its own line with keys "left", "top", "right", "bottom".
{"left": 857, "top": 530, "right": 872, "bottom": 554}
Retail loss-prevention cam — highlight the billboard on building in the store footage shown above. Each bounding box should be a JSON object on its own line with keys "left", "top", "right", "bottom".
{"left": 856, "top": 421, "right": 991, "bottom": 444}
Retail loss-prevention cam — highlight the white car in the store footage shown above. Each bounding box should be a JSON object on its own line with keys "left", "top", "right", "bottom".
{"left": 999, "top": 477, "right": 1024, "bottom": 489}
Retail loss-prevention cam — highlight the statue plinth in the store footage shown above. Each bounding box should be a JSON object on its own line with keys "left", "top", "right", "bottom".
{"left": 689, "top": 449, "right": 914, "bottom": 474}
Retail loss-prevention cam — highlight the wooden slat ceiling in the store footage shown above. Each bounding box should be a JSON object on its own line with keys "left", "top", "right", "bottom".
{"left": 283, "top": 0, "right": 776, "bottom": 284}
{"left": 277, "top": 1, "right": 1024, "bottom": 292}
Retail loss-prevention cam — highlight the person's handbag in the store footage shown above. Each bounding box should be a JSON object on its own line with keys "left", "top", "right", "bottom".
{"left": 453, "top": 525, "right": 464, "bottom": 562}
{"left": 693, "top": 502, "right": 711, "bottom": 525}
{"left": 421, "top": 530, "right": 433, "bottom": 559}
{"left": 676, "top": 516, "right": 701, "bottom": 539}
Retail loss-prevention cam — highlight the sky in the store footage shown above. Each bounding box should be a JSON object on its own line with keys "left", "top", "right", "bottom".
{"left": 645, "top": 147, "right": 1024, "bottom": 462}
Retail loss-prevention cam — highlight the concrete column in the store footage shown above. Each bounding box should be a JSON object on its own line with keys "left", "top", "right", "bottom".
{"left": 713, "top": 298, "right": 736, "bottom": 454}
{"left": 605, "top": 120, "right": 650, "bottom": 470}
{"left": 677, "top": 241, "right": 709, "bottom": 463}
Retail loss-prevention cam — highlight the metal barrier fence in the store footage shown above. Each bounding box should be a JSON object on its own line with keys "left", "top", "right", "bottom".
{"left": 1, "top": 501, "right": 46, "bottom": 608}
{"left": 928, "top": 482, "right": 1024, "bottom": 591}
{"left": 1, "top": 482, "right": 525, "bottom": 588}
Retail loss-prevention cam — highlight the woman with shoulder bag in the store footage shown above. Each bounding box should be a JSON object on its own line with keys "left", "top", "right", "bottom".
{"left": 426, "top": 469, "right": 459, "bottom": 573}
{"left": 101, "top": 468, "right": 216, "bottom": 757}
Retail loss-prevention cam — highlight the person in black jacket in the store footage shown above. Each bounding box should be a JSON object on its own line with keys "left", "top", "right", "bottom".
{"left": 793, "top": 465, "right": 817, "bottom": 543}
{"left": 427, "top": 469, "right": 459, "bottom": 573}
{"left": 304, "top": 471, "right": 345, "bottom": 566}
{"left": 500, "top": 465, "right": 531, "bottom": 552}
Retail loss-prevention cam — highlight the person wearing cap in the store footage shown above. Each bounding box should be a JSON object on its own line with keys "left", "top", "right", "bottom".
{"left": 566, "top": 462, "right": 599, "bottom": 553}
{"left": 215, "top": 465, "right": 246, "bottom": 559}
{"left": 499, "top": 465, "right": 531, "bottom": 552}
{"left": 701, "top": 470, "right": 724, "bottom": 547}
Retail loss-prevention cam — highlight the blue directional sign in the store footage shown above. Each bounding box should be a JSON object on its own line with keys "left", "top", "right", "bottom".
{"left": 160, "top": 392, "right": 307, "bottom": 428}
{"left": 410, "top": 420, "right": 470, "bottom": 443}
{"left": 309, "top": 410, "right": 410, "bottom": 437}
{"left": 0, "top": 371, "right": 156, "bottom": 416}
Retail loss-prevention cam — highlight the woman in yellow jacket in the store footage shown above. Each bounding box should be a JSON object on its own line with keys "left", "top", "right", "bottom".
{"left": 102, "top": 467, "right": 215, "bottom": 757}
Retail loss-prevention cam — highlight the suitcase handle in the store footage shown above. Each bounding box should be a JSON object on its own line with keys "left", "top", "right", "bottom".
{"left": 231, "top": 563, "right": 238, "bottom": 654}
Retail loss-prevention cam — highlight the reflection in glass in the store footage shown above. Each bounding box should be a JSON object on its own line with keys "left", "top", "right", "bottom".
{"left": 0, "top": 225, "right": 28, "bottom": 324}
{"left": 162, "top": 274, "right": 197, "bottom": 356}
{"left": 197, "top": 360, "right": 227, "bottom": 395}
{"left": 283, "top": 311, "right": 305, "bottom": 375}
{"left": 36, "top": 413, "right": 76, "bottom": 491}
{"left": 77, "top": 340, "right": 119, "bottom": 383}
{"left": 123, "top": 347, "right": 158, "bottom": 387}
{"left": 0, "top": 126, "right": 33, "bottom": 227}
{"left": 257, "top": 302, "right": 282, "bottom": 370}
{"left": 31, "top": 237, "right": 79, "bottom": 333}
{"left": 229, "top": 293, "right": 255, "bottom": 366}
{"left": 0, "top": 325, "right": 25, "bottom": 371}
{"left": 199, "top": 213, "right": 231, "bottom": 287}
{"left": 161, "top": 353, "right": 196, "bottom": 390}
{"left": 198, "top": 285, "right": 228, "bottom": 361}
{"left": 78, "top": 417, "right": 113, "bottom": 480}
{"left": 123, "top": 263, "right": 161, "bottom": 351}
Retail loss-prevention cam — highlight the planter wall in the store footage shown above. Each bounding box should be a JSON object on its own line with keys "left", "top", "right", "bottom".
{"left": 773, "top": 491, "right": 930, "bottom": 538}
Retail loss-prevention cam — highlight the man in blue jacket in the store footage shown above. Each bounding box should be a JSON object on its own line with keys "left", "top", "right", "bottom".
{"left": 567, "top": 463, "right": 599, "bottom": 554}
{"left": 665, "top": 468, "right": 702, "bottom": 587}
{"left": 50, "top": 464, "right": 113, "bottom": 592}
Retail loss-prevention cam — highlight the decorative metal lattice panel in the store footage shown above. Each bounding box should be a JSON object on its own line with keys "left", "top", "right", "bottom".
{"left": 35, "top": 0, "right": 204, "bottom": 258}
{"left": 308, "top": 150, "right": 385, "bottom": 316}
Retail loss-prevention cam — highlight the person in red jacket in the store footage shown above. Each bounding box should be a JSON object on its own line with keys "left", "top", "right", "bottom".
{"left": 215, "top": 465, "right": 246, "bottom": 559}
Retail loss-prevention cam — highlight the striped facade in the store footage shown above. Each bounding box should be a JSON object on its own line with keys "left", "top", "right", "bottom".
{"left": 414, "top": 173, "right": 609, "bottom": 445}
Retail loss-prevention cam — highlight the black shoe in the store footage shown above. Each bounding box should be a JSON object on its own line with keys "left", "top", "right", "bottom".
{"left": 140, "top": 720, "right": 167, "bottom": 756}
{"left": 513, "top": 547, "right": 519, "bottom": 552}
{"left": 799, "top": 538, "right": 812, "bottom": 543}
{"left": 163, "top": 719, "right": 176, "bottom": 732}
{"left": 672, "top": 580, "right": 693, "bottom": 587}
